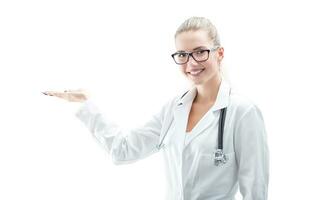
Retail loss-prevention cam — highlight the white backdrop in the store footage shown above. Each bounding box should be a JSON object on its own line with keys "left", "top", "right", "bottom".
{"left": 1, "top": 0, "right": 328, "bottom": 199}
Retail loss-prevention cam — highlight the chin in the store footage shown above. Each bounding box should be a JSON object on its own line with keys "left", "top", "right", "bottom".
{"left": 189, "top": 79, "right": 204, "bottom": 86}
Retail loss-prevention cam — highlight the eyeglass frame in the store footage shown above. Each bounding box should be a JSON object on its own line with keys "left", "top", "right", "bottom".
{"left": 171, "top": 46, "right": 220, "bottom": 65}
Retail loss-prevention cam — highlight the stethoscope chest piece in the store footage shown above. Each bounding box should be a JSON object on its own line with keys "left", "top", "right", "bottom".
{"left": 213, "top": 149, "right": 228, "bottom": 166}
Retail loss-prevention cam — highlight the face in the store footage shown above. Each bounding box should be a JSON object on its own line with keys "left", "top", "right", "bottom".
{"left": 174, "top": 30, "right": 224, "bottom": 86}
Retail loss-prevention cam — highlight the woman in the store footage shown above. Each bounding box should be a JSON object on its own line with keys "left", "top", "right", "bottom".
{"left": 43, "top": 17, "right": 269, "bottom": 200}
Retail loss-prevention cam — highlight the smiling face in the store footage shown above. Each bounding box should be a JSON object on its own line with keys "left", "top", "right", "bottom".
{"left": 174, "top": 29, "right": 224, "bottom": 86}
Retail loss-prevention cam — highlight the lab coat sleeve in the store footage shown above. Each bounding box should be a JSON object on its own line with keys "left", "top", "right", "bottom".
{"left": 75, "top": 98, "right": 172, "bottom": 165}
{"left": 234, "top": 105, "right": 269, "bottom": 200}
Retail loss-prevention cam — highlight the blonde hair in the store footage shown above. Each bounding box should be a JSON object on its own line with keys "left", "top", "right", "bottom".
{"left": 174, "top": 16, "right": 221, "bottom": 47}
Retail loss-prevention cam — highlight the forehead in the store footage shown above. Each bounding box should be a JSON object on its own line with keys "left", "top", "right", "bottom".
{"left": 175, "top": 30, "right": 212, "bottom": 51}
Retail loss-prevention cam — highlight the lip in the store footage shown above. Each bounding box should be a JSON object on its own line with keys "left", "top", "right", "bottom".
{"left": 187, "top": 68, "right": 205, "bottom": 73}
{"left": 187, "top": 68, "right": 205, "bottom": 76}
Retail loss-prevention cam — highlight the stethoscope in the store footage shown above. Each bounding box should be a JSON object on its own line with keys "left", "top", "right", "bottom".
{"left": 157, "top": 89, "right": 230, "bottom": 166}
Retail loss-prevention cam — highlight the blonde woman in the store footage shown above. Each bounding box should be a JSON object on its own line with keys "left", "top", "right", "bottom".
{"left": 43, "top": 17, "right": 269, "bottom": 200}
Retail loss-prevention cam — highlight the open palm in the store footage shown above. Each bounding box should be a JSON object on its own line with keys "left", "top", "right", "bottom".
{"left": 42, "top": 89, "right": 90, "bottom": 102}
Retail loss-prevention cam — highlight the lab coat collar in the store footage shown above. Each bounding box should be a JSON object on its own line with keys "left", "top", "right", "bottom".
{"left": 176, "top": 78, "right": 231, "bottom": 112}
{"left": 172, "top": 78, "right": 231, "bottom": 148}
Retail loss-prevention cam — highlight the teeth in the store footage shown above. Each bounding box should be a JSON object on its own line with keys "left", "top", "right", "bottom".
{"left": 190, "top": 69, "right": 203, "bottom": 75}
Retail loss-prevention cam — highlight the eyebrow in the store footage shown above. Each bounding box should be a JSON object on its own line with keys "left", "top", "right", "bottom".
{"left": 176, "top": 46, "right": 207, "bottom": 53}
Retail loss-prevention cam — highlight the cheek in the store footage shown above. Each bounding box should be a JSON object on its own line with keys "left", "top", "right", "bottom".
{"left": 209, "top": 54, "right": 219, "bottom": 65}
{"left": 206, "top": 56, "right": 220, "bottom": 70}
{"left": 203, "top": 62, "right": 219, "bottom": 75}
{"left": 180, "top": 65, "right": 187, "bottom": 73}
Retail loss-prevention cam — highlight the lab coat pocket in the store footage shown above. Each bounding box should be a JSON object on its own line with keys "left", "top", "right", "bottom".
{"left": 192, "top": 151, "right": 237, "bottom": 194}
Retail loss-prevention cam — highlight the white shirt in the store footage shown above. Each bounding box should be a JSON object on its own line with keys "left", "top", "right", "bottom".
{"left": 75, "top": 79, "right": 269, "bottom": 200}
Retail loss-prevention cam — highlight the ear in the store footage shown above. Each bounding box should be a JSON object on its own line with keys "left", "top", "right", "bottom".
{"left": 218, "top": 47, "right": 224, "bottom": 59}
{"left": 215, "top": 47, "right": 224, "bottom": 63}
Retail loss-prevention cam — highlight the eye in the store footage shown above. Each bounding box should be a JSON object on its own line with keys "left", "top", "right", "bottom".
{"left": 195, "top": 50, "right": 207, "bottom": 54}
{"left": 176, "top": 53, "right": 187, "bottom": 58}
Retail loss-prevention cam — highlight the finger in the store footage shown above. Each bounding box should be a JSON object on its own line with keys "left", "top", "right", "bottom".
{"left": 43, "top": 91, "right": 74, "bottom": 101}
{"left": 42, "top": 91, "right": 55, "bottom": 96}
{"left": 53, "top": 92, "right": 69, "bottom": 98}
{"left": 44, "top": 92, "right": 68, "bottom": 100}
{"left": 64, "top": 89, "right": 80, "bottom": 93}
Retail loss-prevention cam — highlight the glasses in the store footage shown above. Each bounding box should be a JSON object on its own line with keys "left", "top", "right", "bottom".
{"left": 171, "top": 46, "right": 219, "bottom": 65}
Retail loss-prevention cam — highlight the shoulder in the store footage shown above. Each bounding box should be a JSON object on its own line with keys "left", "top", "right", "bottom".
{"left": 155, "top": 91, "right": 185, "bottom": 115}
{"left": 157, "top": 88, "right": 191, "bottom": 115}
{"left": 228, "top": 90, "right": 264, "bottom": 121}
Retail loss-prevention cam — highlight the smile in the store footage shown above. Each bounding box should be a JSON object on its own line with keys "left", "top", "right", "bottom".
{"left": 188, "top": 69, "right": 205, "bottom": 76}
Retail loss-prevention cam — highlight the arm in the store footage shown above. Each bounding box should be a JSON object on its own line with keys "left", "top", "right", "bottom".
{"left": 75, "top": 99, "right": 171, "bottom": 165}
{"left": 234, "top": 105, "right": 269, "bottom": 200}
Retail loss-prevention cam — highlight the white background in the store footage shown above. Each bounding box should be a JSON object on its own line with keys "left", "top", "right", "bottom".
{"left": 1, "top": 0, "right": 327, "bottom": 199}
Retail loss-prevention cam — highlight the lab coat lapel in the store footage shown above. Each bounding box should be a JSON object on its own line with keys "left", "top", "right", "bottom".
{"left": 172, "top": 97, "right": 192, "bottom": 149}
{"left": 172, "top": 87, "right": 197, "bottom": 149}
{"left": 171, "top": 104, "right": 189, "bottom": 151}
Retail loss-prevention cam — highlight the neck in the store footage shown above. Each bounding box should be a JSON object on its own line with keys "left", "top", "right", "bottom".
{"left": 194, "top": 74, "right": 222, "bottom": 104}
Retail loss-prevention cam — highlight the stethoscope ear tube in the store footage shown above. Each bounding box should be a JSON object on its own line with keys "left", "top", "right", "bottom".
{"left": 214, "top": 107, "right": 228, "bottom": 166}
{"left": 214, "top": 88, "right": 231, "bottom": 166}
{"left": 217, "top": 107, "right": 227, "bottom": 150}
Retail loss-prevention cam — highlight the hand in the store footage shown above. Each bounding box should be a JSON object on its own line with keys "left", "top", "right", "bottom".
{"left": 42, "top": 88, "right": 90, "bottom": 103}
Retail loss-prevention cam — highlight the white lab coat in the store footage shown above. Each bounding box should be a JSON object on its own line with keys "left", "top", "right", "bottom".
{"left": 75, "top": 79, "right": 269, "bottom": 200}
